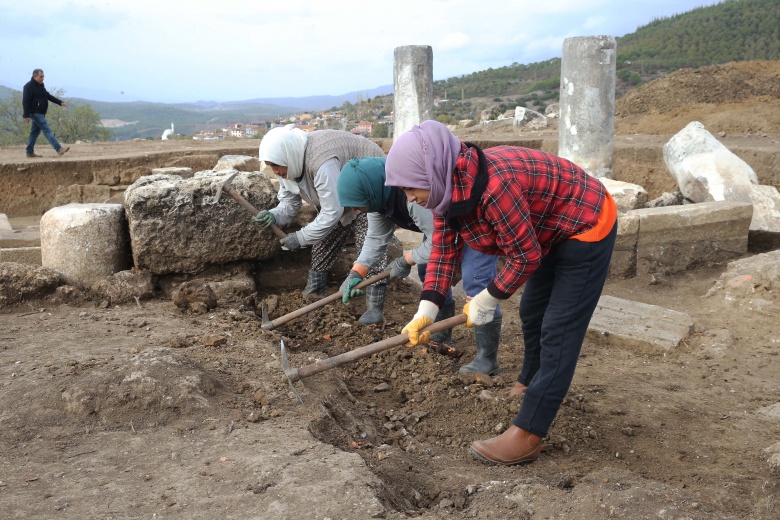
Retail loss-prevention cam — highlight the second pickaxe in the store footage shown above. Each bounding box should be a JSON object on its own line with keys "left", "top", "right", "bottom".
{"left": 261, "top": 271, "right": 391, "bottom": 330}
{"left": 280, "top": 313, "right": 468, "bottom": 403}
{"left": 211, "top": 171, "right": 287, "bottom": 239}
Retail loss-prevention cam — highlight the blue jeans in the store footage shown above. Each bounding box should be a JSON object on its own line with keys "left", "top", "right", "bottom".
{"left": 26, "top": 113, "right": 61, "bottom": 154}
{"left": 513, "top": 222, "right": 618, "bottom": 437}
{"left": 417, "top": 240, "right": 502, "bottom": 317}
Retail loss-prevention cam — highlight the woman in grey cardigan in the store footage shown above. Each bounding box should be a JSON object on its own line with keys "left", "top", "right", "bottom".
{"left": 256, "top": 125, "right": 388, "bottom": 325}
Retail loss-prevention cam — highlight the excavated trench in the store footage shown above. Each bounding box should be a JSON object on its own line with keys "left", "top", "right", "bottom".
{"left": 260, "top": 284, "right": 601, "bottom": 514}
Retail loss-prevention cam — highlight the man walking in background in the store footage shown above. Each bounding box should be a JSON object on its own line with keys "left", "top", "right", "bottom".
{"left": 22, "top": 69, "right": 69, "bottom": 158}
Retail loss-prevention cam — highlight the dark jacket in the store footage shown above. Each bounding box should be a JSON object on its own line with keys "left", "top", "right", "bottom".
{"left": 22, "top": 78, "right": 63, "bottom": 118}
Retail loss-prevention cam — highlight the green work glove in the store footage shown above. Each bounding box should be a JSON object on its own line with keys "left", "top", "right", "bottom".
{"left": 254, "top": 210, "right": 276, "bottom": 228}
{"left": 339, "top": 270, "right": 364, "bottom": 304}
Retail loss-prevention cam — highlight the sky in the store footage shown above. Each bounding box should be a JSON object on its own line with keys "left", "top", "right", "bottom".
{"left": 0, "top": 0, "right": 726, "bottom": 104}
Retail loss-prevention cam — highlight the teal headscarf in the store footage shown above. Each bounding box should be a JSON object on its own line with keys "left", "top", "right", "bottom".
{"left": 337, "top": 157, "right": 392, "bottom": 212}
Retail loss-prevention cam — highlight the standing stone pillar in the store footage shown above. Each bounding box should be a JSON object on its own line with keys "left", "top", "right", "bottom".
{"left": 393, "top": 45, "right": 434, "bottom": 140}
{"left": 558, "top": 36, "right": 616, "bottom": 178}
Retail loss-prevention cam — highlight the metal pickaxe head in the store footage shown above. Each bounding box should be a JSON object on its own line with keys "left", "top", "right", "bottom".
{"left": 260, "top": 301, "right": 275, "bottom": 330}
{"left": 280, "top": 339, "right": 304, "bottom": 404}
{"left": 207, "top": 171, "right": 239, "bottom": 205}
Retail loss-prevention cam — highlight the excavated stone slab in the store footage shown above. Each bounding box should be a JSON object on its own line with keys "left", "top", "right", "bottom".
{"left": 634, "top": 201, "right": 752, "bottom": 277}
{"left": 587, "top": 295, "right": 694, "bottom": 355}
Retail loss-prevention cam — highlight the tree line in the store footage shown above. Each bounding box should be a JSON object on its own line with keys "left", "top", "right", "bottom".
{"left": 0, "top": 89, "right": 112, "bottom": 146}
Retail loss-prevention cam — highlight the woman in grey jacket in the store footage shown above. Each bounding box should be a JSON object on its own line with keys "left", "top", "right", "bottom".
{"left": 256, "top": 125, "right": 387, "bottom": 324}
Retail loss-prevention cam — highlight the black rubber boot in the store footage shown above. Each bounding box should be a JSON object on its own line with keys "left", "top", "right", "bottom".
{"left": 459, "top": 315, "right": 502, "bottom": 376}
{"left": 429, "top": 301, "right": 456, "bottom": 345}
{"left": 302, "top": 270, "right": 327, "bottom": 297}
{"left": 358, "top": 284, "right": 386, "bottom": 325}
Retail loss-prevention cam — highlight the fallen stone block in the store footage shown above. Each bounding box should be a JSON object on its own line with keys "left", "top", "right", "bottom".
{"left": 513, "top": 107, "right": 547, "bottom": 130}
{"left": 664, "top": 121, "right": 758, "bottom": 203}
{"left": 214, "top": 155, "right": 261, "bottom": 172}
{"left": 124, "top": 170, "right": 279, "bottom": 275}
{"left": 41, "top": 203, "right": 131, "bottom": 287}
{"left": 600, "top": 178, "right": 648, "bottom": 212}
{"left": 587, "top": 295, "right": 694, "bottom": 355}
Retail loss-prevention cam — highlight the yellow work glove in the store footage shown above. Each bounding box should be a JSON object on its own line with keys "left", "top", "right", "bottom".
{"left": 463, "top": 288, "right": 500, "bottom": 327}
{"left": 401, "top": 300, "right": 439, "bottom": 347}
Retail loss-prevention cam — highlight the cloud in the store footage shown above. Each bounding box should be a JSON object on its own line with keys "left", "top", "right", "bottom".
{"left": 438, "top": 33, "right": 471, "bottom": 51}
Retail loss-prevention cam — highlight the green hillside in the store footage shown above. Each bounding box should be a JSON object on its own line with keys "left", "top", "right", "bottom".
{"left": 617, "top": 0, "right": 780, "bottom": 73}
{"left": 428, "top": 0, "right": 780, "bottom": 121}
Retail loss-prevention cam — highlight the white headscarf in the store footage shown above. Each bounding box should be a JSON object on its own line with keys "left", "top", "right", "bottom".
{"left": 258, "top": 124, "right": 308, "bottom": 193}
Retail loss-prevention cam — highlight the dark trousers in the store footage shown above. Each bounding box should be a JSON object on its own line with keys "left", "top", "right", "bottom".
{"left": 513, "top": 221, "right": 617, "bottom": 437}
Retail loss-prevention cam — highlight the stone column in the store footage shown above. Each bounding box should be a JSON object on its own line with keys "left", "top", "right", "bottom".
{"left": 393, "top": 45, "right": 434, "bottom": 140}
{"left": 558, "top": 36, "right": 616, "bottom": 178}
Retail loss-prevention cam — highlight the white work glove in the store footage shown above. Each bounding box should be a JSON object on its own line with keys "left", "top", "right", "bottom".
{"left": 463, "top": 288, "right": 500, "bottom": 327}
{"left": 401, "top": 300, "right": 439, "bottom": 347}
{"left": 280, "top": 232, "right": 302, "bottom": 251}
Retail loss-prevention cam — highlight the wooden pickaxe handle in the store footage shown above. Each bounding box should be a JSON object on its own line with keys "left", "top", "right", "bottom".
{"left": 284, "top": 314, "right": 468, "bottom": 383}
{"left": 224, "top": 186, "right": 287, "bottom": 239}
{"left": 262, "top": 271, "right": 391, "bottom": 330}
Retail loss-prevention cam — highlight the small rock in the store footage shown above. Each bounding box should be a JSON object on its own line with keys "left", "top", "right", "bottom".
{"left": 479, "top": 390, "right": 495, "bottom": 400}
{"left": 439, "top": 498, "right": 454, "bottom": 509}
{"left": 202, "top": 333, "right": 227, "bottom": 347}
{"left": 374, "top": 382, "right": 391, "bottom": 392}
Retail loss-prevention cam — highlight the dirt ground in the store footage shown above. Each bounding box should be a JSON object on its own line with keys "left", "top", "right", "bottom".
{"left": 1, "top": 60, "right": 779, "bottom": 519}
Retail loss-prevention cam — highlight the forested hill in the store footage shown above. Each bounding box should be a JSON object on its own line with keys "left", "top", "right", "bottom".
{"left": 433, "top": 0, "right": 780, "bottom": 100}
{"left": 617, "top": 0, "right": 780, "bottom": 72}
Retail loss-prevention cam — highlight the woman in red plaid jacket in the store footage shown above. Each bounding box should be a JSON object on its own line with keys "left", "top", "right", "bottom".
{"left": 385, "top": 120, "right": 618, "bottom": 466}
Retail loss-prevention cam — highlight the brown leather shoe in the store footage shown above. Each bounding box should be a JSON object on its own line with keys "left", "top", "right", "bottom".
{"left": 57, "top": 146, "right": 70, "bottom": 157}
{"left": 470, "top": 425, "right": 542, "bottom": 466}
{"left": 26, "top": 153, "right": 42, "bottom": 158}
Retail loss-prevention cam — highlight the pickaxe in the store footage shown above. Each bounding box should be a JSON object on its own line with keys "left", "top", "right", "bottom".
{"left": 280, "top": 314, "right": 467, "bottom": 403}
{"left": 211, "top": 171, "right": 287, "bottom": 239}
{"left": 261, "top": 271, "right": 391, "bottom": 330}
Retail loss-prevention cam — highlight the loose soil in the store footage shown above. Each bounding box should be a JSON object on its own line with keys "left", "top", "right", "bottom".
{"left": 1, "top": 60, "right": 779, "bottom": 519}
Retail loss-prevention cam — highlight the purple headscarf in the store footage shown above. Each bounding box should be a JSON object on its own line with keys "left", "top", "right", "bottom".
{"left": 385, "top": 120, "right": 461, "bottom": 214}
